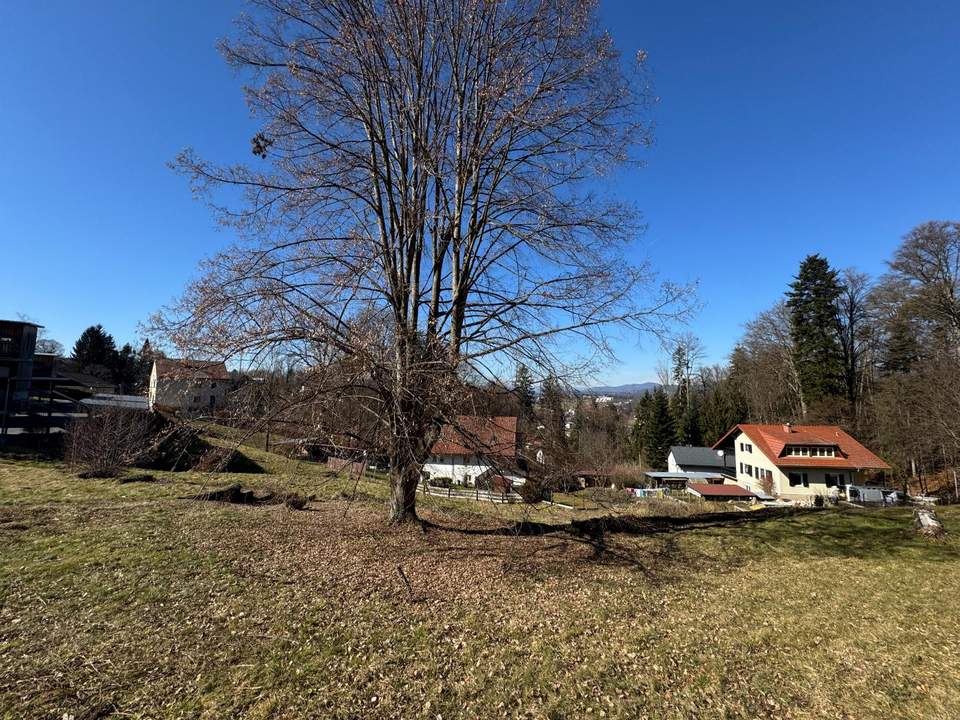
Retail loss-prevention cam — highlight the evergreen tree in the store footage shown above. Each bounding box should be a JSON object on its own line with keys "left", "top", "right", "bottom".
{"left": 111, "top": 343, "right": 141, "bottom": 393}
{"left": 677, "top": 392, "right": 703, "bottom": 446}
{"left": 138, "top": 339, "right": 158, "bottom": 388}
{"left": 630, "top": 392, "right": 652, "bottom": 462}
{"left": 71, "top": 325, "right": 118, "bottom": 371}
{"left": 642, "top": 387, "right": 673, "bottom": 470}
{"left": 786, "top": 255, "right": 845, "bottom": 408}
{"left": 513, "top": 364, "right": 536, "bottom": 422}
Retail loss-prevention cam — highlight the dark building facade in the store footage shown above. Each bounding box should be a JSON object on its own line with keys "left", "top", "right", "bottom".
{"left": 0, "top": 319, "right": 40, "bottom": 425}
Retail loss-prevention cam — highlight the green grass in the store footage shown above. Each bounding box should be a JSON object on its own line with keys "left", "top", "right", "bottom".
{"left": 2, "top": 450, "right": 960, "bottom": 719}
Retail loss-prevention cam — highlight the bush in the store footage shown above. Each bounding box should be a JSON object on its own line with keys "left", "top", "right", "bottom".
{"left": 66, "top": 407, "right": 154, "bottom": 478}
{"left": 814, "top": 494, "right": 825, "bottom": 508}
{"left": 517, "top": 478, "right": 545, "bottom": 504}
{"left": 581, "top": 486, "right": 635, "bottom": 506}
{"left": 428, "top": 476, "right": 452, "bottom": 488}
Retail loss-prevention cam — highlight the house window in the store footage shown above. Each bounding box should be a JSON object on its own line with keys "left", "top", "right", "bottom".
{"left": 743, "top": 464, "right": 753, "bottom": 476}
{"left": 825, "top": 473, "right": 845, "bottom": 487}
{"left": 740, "top": 442, "right": 753, "bottom": 453}
{"left": 788, "top": 472, "right": 808, "bottom": 487}
{"left": 192, "top": 395, "right": 201, "bottom": 404}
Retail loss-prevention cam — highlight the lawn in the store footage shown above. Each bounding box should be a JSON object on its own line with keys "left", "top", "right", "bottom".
{"left": 2, "top": 450, "right": 959, "bottom": 719}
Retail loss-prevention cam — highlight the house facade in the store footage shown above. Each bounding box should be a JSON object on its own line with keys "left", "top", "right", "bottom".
{"left": 148, "top": 358, "right": 230, "bottom": 413}
{"left": 421, "top": 415, "right": 526, "bottom": 487}
{"left": 713, "top": 423, "right": 890, "bottom": 500}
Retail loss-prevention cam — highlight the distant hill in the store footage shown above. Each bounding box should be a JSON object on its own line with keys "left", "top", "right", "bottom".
{"left": 581, "top": 382, "right": 661, "bottom": 397}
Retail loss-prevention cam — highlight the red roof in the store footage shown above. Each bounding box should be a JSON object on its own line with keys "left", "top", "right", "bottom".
{"left": 432, "top": 416, "right": 518, "bottom": 458}
{"left": 687, "top": 482, "right": 755, "bottom": 498}
{"left": 713, "top": 424, "right": 890, "bottom": 471}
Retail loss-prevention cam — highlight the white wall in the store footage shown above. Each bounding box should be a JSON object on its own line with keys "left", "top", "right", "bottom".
{"left": 149, "top": 372, "right": 228, "bottom": 413}
{"left": 422, "top": 454, "right": 525, "bottom": 486}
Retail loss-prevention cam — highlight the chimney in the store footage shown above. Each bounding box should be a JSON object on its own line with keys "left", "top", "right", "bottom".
{"left": 783, "top": 422, "right": 793, "bottom": 433}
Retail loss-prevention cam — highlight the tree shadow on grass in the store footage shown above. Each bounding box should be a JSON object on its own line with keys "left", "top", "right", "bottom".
{"left": 419, "top": 506, "right": 960, "bottom": 585}
{"left": 715, "top": 507, "right": 960, "bottom": 563}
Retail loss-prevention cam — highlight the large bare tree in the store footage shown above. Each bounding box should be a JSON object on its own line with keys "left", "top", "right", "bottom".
{"left": 155, "top": 0, "right": 692, "bottom": 523}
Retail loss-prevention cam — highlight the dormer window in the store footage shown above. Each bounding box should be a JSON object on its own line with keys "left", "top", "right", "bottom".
{"left": 785, "top": 445, "right": 837, "bottom": 457}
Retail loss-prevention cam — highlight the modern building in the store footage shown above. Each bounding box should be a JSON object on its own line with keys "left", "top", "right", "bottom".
{"left": 0, "top": 319, "right": 40, "bottom": 413}
{"left": 713, "top": 423, "right": 890, "bottom": 501}
{"left": 148, "top": 358, "right": 231, "bottom": 413}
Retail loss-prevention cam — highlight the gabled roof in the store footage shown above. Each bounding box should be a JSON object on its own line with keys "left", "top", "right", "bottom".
{"left": 713, "top": 424, "right": 890, "bottom": 471}
{"left": 432, "top": 416, "right": 518, "bottom": 458}
{"left": 153, "top": 358, "right": 230, "bottom": 381}
{"left": 669, "top": 445, "right": 726, "bottom": 468}
{"left": 687, "top": 482, "right": 756, "bottom": 499}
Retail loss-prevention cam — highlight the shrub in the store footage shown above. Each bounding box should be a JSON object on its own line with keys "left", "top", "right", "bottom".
{"left": 581, "top": 486, "right": 635, "bottom": 506}
{"left": 66, "top": 407, "right": 153, "bottom": 478}
{"left": 428, "top": 476, "right": 452, "bottom": 488}
{"left": 516, "top": 478, "right": 545, "bottom": 504}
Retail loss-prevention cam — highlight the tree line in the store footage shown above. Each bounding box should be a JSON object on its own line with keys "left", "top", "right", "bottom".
{"left": 632, "top": 221, "right": 960, "bottom": 489}
{"left": 69, "top": 324, "right": 156, "bottom": 394}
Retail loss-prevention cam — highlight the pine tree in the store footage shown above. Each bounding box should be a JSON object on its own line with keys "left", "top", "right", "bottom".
{"left": 642, "top": 387, "right": 674, "bottom": 470}
{"left": 677, "top": 392, "right": 703, "bottom": 446}
{"left": 71, "top": 325, "right": 118, "bottom": 372}
{"left": 786, "top": 255, "right": 845, "bottom": 408}
{"left": 513, "top": 364, "right": 536, "bottom": 422}
{"left": 111, "top": 343, "right": 141, "bottom": 393}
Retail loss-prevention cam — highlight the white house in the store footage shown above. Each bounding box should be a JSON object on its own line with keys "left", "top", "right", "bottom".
{"left": 421, "top": 415, "right": 526, "bottom": 487}
{"left": 148, "top": 358, "right": 230, "bottom": 413}
{"left": 713, "top": 423, "right": 890, "bottom": 501}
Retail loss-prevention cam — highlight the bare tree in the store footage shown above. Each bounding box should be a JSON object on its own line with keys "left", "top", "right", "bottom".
{"left": 889, "top": 221, "right": 960, "bottom": 343}
{"left": 739, "top": 301, "right": 805, "bottom": 420}
{"left": 154, "top": 0, "right": 693, "bottom": 523}
{"left": 834, "top": 269, "right": 874, "bottom": 416}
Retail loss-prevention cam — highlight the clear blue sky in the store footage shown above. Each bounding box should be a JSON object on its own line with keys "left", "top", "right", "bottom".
{"left": 2, "top": 1, "right": 959, "bottom": 384}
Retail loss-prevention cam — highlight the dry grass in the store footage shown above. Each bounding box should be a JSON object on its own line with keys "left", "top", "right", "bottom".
{"left": 2, "top": 451, "right": 960, "bottom": 719}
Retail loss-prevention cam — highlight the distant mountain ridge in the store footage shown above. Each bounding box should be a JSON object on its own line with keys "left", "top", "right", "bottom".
{"left": 581, "top": 382, "right": 661, "bottom": 397}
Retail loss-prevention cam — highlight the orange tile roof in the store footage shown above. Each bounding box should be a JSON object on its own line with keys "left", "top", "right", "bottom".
{"left": 432, "top": 416, "right": 518, "bottom": 458}
{"left": 713, "top": 424, "right": 890, "bottom": 471}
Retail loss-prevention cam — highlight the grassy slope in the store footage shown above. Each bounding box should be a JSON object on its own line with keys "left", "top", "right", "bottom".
{"left": 1, "top": 451, "right": 959, "bottom": 719}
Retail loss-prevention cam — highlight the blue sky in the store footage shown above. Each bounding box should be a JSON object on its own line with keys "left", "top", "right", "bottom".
{"left": 2, "top": 1, "right": 959, "bottom": 383}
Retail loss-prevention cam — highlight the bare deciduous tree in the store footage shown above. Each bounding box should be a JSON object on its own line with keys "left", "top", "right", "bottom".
{"left": 889, "top": 221, "right": 960, "bottom": 342}
{"left": 153, "top": 0, "right": 693, "bottom": 523}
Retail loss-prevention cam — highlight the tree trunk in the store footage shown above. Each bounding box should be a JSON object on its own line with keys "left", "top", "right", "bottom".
{"left": 388, "top": 463, "right": 420, "bottom": 524}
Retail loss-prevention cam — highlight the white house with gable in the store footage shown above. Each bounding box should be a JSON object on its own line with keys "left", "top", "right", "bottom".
{"left": 712, "top": 423, "right": 890, "bottom": 501}
{"left": 421, "top": 415, "right": 526, "bottom": 487}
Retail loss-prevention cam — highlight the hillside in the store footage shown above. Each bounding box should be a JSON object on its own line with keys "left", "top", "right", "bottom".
{"left": 2, "top": 447, "right": 960, "bottom": 719}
